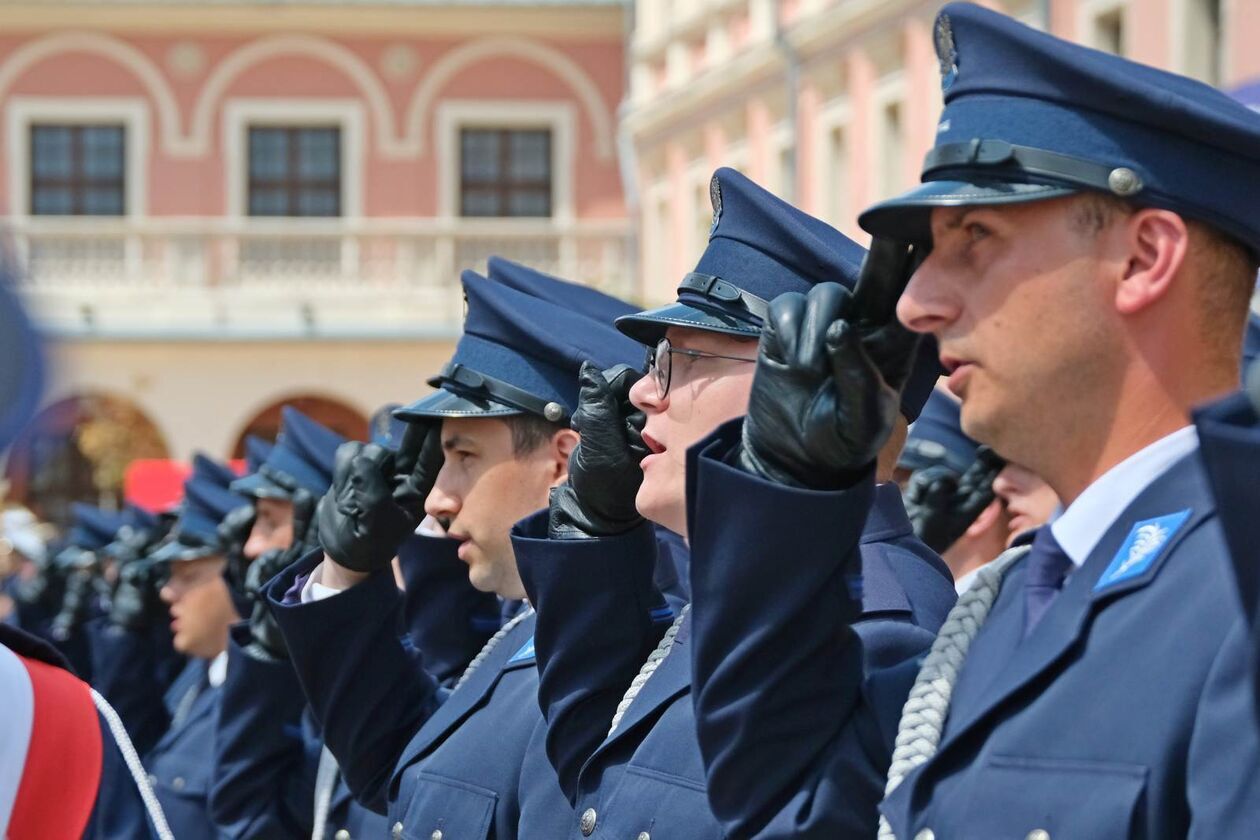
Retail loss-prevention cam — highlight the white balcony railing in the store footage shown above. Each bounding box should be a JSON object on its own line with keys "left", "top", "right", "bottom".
{"left": 4, "top": 216, "right": 636, "bottom": 338}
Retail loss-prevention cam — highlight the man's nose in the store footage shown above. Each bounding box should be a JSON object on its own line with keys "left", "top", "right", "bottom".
{"left": 424, "top": 463, "right": 461, "bottom": 521}
{"left": 896, "top": 250, "right": 958, "bottom": 336}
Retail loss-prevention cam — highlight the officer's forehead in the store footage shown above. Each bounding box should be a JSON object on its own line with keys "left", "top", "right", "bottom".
{"left": 664, "top": 325, "right": 755, "bottom": 351}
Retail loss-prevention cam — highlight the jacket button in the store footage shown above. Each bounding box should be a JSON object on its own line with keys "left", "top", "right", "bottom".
{"left": 914, "top": 831, "right": 936, "bottom": 840}
{"left": 391, "top": 822, "right": 404, "bottom": 839}
{"left": 431, "top": 831, "right": 443, "bottom": 840}
{"left": 1027, "top": 832, "right": 1051, "bottom": 840}
{"left": 637, "top": 833, "right": 651, "bottom": 840}
{"left": 579, "top": 807, "right": 598, "bottom": 836}
{"left": 334, "top": 832, "right": 351, "bottom": 840}
{"left": 171, "top": 776, "right": 185, "bottom": 791}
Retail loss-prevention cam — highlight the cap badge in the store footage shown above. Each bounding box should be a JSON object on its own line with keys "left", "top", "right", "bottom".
{"left": 935, "top": 14, "right": 959, "bottom": 91}
{"left": 709, "top": 174, "right": 723, "bottom": 238}
{"left": 1107, "top": 167, "right": 1144, "bottom": 197}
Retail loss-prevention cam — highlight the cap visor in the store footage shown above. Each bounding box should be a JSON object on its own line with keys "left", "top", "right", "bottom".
{"left": 149, "top": 540, "right": 214, "bottom": 564}
{"left": 858, "top": 179, "right": 1078, "bottom": 241}
{"left": 393, "top": 387, "right": 523, "bottom": 422}
{"left": 229, "top": 471, "right": 290, "bottom": 500}
{"left": 615, "top": 301, "right": 760, "bottom": 345}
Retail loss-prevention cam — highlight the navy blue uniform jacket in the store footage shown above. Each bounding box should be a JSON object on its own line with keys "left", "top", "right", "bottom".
{"left": 211, "top": 534, "right": 497, "bottom": 839}
{"left": 686, "top": 419, "right": 1260, "bottom": 839}
{"left": 510, "top": 476, "right": 954, "bottom": 840}
{"left": 266, "top": 547, "right": 573, "bottom": 840}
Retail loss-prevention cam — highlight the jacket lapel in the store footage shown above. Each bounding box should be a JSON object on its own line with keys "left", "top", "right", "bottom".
{"left": 592, "top": 613, "right": 693, "bottom": 756}
{"left": 937, "top": 453, "right": 1213, "bottom": 751}
{"left": 399, "top": 614, "right": 536, "bottom": 763}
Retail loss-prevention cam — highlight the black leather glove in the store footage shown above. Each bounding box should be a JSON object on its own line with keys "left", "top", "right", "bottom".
{"left": 903, "top": 447, "right": 1006, "bottom": 552}
{"left": 109, "top": 554, "right": 170, "bottom": 631}
{"left": 51, "top": 549, "right": 101, "bottom": 641}
{"left": 392, "top": 419, "right": 445, "bottom": 517}
{"left": 244, "top": 488, "right": 316, "bottom": 660}
{"left": 549, "top": 363, "right": 648, "bottom": 539}
{"left": 738, "top": 279, "right": 917, "bottom": 488}
{"left": 218, "top": 504, "right": 256, "bottom": 601}
{"left": 317, "top": 441, "right": 420, "bottom": 574}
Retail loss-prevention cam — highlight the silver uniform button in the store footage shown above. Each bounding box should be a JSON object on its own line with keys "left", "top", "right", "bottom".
{"left": 431, "top": 831, "right": 443, "bottom": 840}
{"left": 391, "top": 822, "right": 404, "bottom": 839}
{"left": 171, "top": 776, "right": 185, "bottom": 791}
{"left": 334, "top": 831, "right": 351, "bottom": 840}
{"left": 1027, "top": 831, "right": 1051, "bottom": 840}
{"left": 637, "top": 833, "right": 651, "bottom": 840}
{"left": 914, "top": 830, "right": 936, "bottom": 840}
{"left": 579, "top": 807, "right": 598, "bottom": 836}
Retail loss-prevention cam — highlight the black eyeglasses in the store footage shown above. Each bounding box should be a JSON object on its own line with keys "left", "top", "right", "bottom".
{"left": 644, "top": 336, "right": 757, "bottom": 398}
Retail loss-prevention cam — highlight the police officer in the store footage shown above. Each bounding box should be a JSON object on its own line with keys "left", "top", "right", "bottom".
{"left": 686, "top": 4, "right": 1260, "bottom": 837}
{"left": 506, "top": 166, "right": 950, "bottom": 840}
{"left": 264, "top": 268, "right": 645, "bottom": 840}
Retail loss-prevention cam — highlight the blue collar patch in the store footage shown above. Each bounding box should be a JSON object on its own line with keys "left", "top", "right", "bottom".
{"left": 1093, "top": 509, "right": 1191, "bottom": 592}
{"left": 506, "top": 636, "right": 535, "bottom": 665}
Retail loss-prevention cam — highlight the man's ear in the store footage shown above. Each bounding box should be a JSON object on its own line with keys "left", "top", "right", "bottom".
{"left": 549, "top": 428, "right": 580, "bottom": 485}
{"left": 1114, "top": 208, "right": 1190, "bottom": 316}
{"left": 964, "top": 498, "right": 1004, "bottom": 540}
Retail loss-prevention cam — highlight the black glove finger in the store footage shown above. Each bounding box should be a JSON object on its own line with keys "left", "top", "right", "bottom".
{"left": 572, "top": 362, "right": 619, "bottom": 434}
{"left": 762, "top": 291, "right": 807, "bottom": 364}
{"left": 954, "top": 446, "right": 1005, "bottom": 518}
{"left": 797, "top": 283, "right": 852, "bottom": 372}
{"left": 331, "top": 440, "right": 366, "bottom": 492}
{"left": 393, "top": 420, "right": 427, "bottom": 479}
{"left": 853, "top": 238, "right": 917, "bottom": 329}
{"left": 861, "top": 318, "right": 923, "bottom": 395}
{"left": 825, "top": 319, "right": 900, "bottom": 465}
{"left": 601, "top": 363, "right": 642, "bottom": 404}
{"left": 393, "top": 420, "right": 442, "bottom": 512}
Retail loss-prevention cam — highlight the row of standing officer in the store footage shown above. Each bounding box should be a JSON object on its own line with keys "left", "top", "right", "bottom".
{"left": 262, "top": 3, "right": 1260, "bottom": 840}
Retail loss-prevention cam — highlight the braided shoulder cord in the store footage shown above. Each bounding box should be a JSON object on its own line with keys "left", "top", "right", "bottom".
{"left": 607, "top": 604, "right": 691, "bottom": 737}
{"left": 876, "top": 545, "right": 1029, "bottom": 840}
{"left": 91, "top": 688, "right": 176, "bottom": 840}
{"left": 310, "top": 745, "right": 339, "bottom": 840}
{"left": 453, "top": 605, "right": 535, "bottom": 691}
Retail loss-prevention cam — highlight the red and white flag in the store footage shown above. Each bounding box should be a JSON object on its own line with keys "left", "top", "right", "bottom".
{"left": 0, "top": 643, "right": 102, "bottom": 839}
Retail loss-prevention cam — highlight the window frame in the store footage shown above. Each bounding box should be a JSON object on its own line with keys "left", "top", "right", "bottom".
{"left": 6, "top": 97, "right": 149, "bottom": 220}
{"left": 436, "top": 100, "right": 574, "bottom": 222}
{"left": 458, "top": 126, "right": 555, "bottom": 219}
{"left": 245, "top": 125, "right": 344, "bottom": 219}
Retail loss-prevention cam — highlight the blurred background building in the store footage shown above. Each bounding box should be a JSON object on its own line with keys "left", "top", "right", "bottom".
{"left": 2, "top": 0, "right": 1257, "bottom": 519}
{"left": 622, "top": 0, "right": 1260, "bottom": 302}
{"left": 0, "top": 0, "right": 630, "bottom": 518}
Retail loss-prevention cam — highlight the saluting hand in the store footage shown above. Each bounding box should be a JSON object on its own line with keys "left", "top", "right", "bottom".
{"left": 549, "top": 362, "right": 648, "bottom": 539}
{"left": 737, "top": 239, "right": 922, "bottom": 488}
{"left": 317, "top": 441, "right": 421, "bottom": 574}
{"left": 903, "top": 446, "right": 1006, "bottom": 552}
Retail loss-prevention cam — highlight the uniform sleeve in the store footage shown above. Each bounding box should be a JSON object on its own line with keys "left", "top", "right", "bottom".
{"left": 87, "top": 620, "right": 179, "bottom": 758}
{"left": 396, "top": 534, "right": 501, "bottom": 686}
{"left": 208, "top": 623, "right": 316, "bottom": 838}
{"left": 265, "top": 549, "right": 443, "bottom": 812}
{"left": 1186, "top": 617, "right": 1260, "bottom": 837}
{"left": 686, "top": 419, "right": 891, "bottom": 839}
{"left": 512, "top": 511, "right": 671, "bottom": 802}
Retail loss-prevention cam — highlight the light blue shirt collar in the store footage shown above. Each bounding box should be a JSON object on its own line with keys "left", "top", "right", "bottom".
{"left": 1050, "top": 425, "right": 1199, "bottom": 568}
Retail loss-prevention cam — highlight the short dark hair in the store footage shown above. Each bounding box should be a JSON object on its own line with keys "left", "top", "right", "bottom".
{"left": 503, "top": 412, "right": 568, "bottom": 456}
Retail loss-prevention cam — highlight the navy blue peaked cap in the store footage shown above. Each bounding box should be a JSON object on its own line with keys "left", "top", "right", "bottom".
{"left": 616, "top": 167, "right": 941, "bottom": 420}
{"left": 396, "top": 270, "right": 644, "bottom": 424}
{"left": 370, "top": 403, "right": 407, "bottom": 450}
{"left": 244, "top": 435, "right": 273, "bottom": 474}
{"left": 898, "top": 386, "right": 980, "bottom": 475}
{"left": 67, "top": 503, "right": 127, "bottom": 552}
{"left": 191, "top": 452, "right": 239, "bottom": 490}
{"left": 154, "top": 476, "right": 248, "bottom": 562}
{"left": 0, "top": 275, "right": 43, "bottom": 451}
{"left": 860, "top": 3, "right": 1260, "bottom": 254}
{"left": 231, "top": 406, "right": 345, "bottom": 499}
{"left": 487, "top": 256, "right": 638, "bottom": 324}
{"left": 100, "top": 503, "right": 160, "bottom": 558}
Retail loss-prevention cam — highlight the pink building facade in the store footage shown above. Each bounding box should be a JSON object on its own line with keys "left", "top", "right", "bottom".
{"left": 623, "top": 0, "right": 1260, "bottom": 305}
{"left": 0, "top": 0, "right": 629, "bottom": 509}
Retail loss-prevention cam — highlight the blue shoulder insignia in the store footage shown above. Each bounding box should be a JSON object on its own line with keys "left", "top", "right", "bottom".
{"left": 506, "top": 636, "right": 535, "bottom": 665}
{"left": 1094, "top": 509, "right": 1192, "bottom": 591}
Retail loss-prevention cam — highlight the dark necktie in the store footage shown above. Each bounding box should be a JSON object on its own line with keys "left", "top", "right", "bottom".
{"left": 1022, "top": 528, "right": 1075, "bottom": 639}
